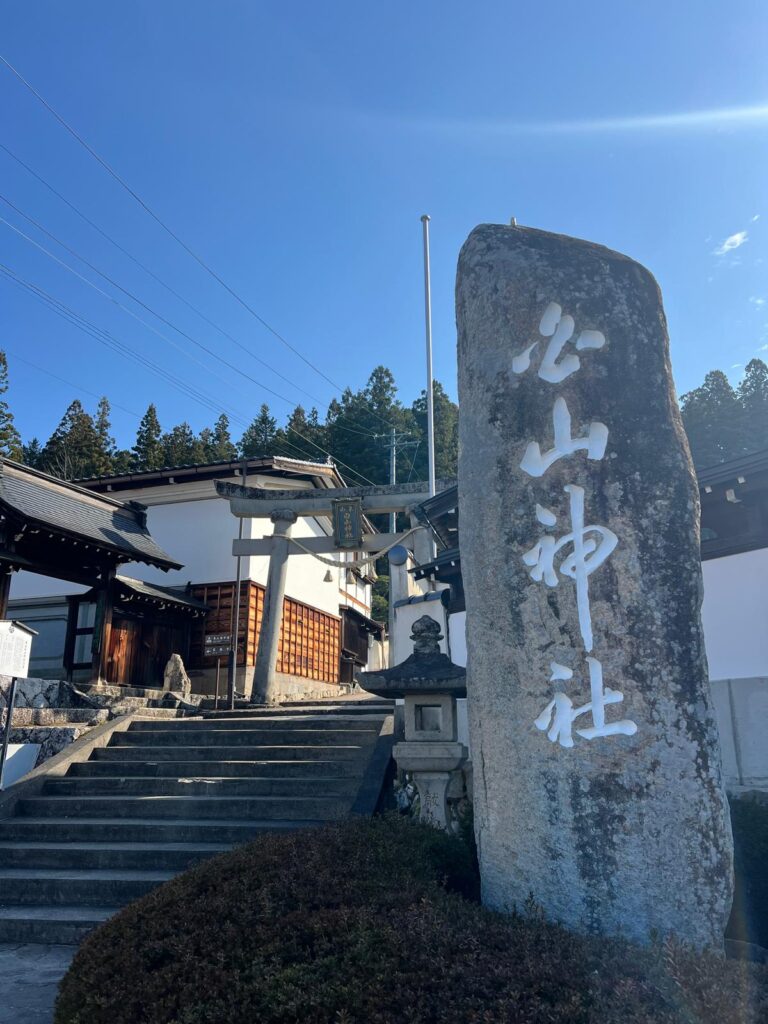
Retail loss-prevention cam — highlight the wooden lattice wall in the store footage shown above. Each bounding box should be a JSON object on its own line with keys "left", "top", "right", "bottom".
{"left": 276, "top": 596, "right": 340, "bottom": 682}
{"left": 189, "top": 581, "right": 340, "bottom": 683}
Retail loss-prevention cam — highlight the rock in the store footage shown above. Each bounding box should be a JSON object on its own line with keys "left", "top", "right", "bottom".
{"left": 163, "top": 654, "right": 191, "bottom": 699}
{"left": 456, "top": 223, "right": 733, "bottom": 949}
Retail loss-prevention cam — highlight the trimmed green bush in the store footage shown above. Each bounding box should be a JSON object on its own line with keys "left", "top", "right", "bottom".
{"left": 56, "top": 815, "right": 767, "bottom": 1024}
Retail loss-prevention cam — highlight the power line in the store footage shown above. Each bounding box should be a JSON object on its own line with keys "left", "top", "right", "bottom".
{"left": 5, "top": 348, "right": 140, "bottom": 419}
{"left": 0, "top": 142, "right": 332, "bottom": 410}
{"left": 0, "top": 262, "right": 377, "bottom": 487}
{"left": 0, "top": 206, "right": 313, "bottom": 411}
{"left": 0, "top": 192, "right": 383, "bottom": 442}
{"left": 0, "top": 56, "right": 402, "bottom": 436}
{"left": 0, "top": 264, "right": 243, "bottom": 422}
{"left": 0, "top": 54, "right": 347, "bottom": 393}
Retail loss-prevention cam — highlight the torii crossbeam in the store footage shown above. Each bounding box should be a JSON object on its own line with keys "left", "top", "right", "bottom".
{"left": 216, "top": 478, "right": 454, "bottom": 702}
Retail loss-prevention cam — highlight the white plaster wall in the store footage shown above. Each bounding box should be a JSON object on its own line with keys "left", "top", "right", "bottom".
{"left": 8, "top": 481, "right": 370, "bottom": 621}
{"left": 701, "top": 548, "right": 768, "bottom": 681}
{"left": 448, "top": 611, "right": 467, "bottom": 667}
{"left": 10, "top": 574, "right": 87, "bottom": 600}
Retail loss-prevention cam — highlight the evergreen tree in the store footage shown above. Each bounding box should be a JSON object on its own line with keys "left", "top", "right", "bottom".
{"left": 411, "top": 380, "right": 459, "bottom": 481}
{"left": 680, "top": 371, "right": 742, "bottom": 468}
{"left": 40, "top": 400, "right": 103, "bottom": 480}
{"left": 91, "top": 397, "right": 116, "bottom": 477}
{"left": 21, "top": 437, "right": 43, "bottom": 468}
{"left": 736, "top": 358, "right": 768, "bottom": 454}
{"left": 277, "top": 405, "right": 328, "bottom": 461}
{"left": 111, "top": 449, "right": 134, "bottom": 474}
{"left": 240, "top": 403, "right": 278, "bottom": 457}
{"left": 204, "top": 413, "right": 238, "bottom": 462}
{"left": 325, "top": 367, "right": 411, "bottom": 484}
{"left": 132, "top": 404, "right": 164, "bottom": 471}
{"left": 160, "top": 422, "right": 204, "bottom": 467}
{"left": 0, "top": 352, "right": 22, "bottom": 460}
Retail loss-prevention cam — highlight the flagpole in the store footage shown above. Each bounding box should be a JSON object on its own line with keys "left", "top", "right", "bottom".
{"left": 420, "top": 215, "right": 436, "bottom": 498}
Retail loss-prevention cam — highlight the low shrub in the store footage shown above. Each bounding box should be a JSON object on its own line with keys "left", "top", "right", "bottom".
{"left": 728, "top": 795, "right": 768, "bottom": 948}
{"left": 55, "top": 815, "right": 767, "bottom": 1024}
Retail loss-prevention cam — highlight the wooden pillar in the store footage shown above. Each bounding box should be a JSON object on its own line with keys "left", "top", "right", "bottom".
{"left": 0, "top": 568, "right": 12, "bottom": 620}
{"left": 252, "top": 509, "right": 296, "bottom": 704}
{"left": 91, "top": 569, "right": 116, "bottom": 686}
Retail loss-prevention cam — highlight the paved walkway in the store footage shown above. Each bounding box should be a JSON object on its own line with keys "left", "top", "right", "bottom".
{"left": 0, "top": 943, "right": 74, "bottom": 1023}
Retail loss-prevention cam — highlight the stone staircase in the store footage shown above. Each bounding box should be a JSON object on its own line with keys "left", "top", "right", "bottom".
{"left": 0, "top": 701, "right": 393, "bottom": 944}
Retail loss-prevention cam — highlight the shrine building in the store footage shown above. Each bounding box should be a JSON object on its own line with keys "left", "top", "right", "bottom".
{"left": 6, "top": 455, "right": 384, "bottom": 700}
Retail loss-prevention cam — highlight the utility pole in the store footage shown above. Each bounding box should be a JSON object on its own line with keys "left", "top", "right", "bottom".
{"left": 377, "top": 431, "right": 418, "bottom": 534}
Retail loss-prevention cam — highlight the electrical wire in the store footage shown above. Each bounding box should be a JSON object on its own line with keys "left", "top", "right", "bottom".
{"left": 0, "top": 191, "right": 385, "bottom": 442}
{"left": 0, "top": 262, "right": 377, "bottom": 487}
{"left": 4, "top": 348, "right": 140, "bottom": 418}
{"left": 0, "top": 143, "right": 332, "bottom": 410}
{"left": 0, "top": 54, "right": 380, "bottom": 402}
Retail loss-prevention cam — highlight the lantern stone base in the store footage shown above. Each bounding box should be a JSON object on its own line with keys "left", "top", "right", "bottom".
{"left": 393, "top": 740, "right": 468, "bottom": 829}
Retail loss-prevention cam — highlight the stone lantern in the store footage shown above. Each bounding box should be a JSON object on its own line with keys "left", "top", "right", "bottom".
{"left": 358, "top": 615, "right": 467, "bottom": 829}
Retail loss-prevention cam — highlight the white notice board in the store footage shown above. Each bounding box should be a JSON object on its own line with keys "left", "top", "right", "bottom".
{"left": 0, "top": 620, "right": 37, "bottom": 679}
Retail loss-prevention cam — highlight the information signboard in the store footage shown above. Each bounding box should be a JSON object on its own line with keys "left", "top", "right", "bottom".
{"left": 0, "top": 621, "right": 37, "bottom": 678}
{"left": 204, "top": 633, "right": 232, "bottom": 658}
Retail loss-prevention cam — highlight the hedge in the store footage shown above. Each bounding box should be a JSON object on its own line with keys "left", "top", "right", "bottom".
{"left": 55, "top": 815, "right": 767, "bottom": 1024}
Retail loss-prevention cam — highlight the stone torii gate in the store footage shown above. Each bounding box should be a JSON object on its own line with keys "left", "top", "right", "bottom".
{"left": 216, "top": 478, "right": 453, "bottom": 703}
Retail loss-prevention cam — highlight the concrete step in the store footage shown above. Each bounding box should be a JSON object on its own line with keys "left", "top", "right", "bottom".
{"left": 202, "top": 703, "right": 393, "bottom": 718}
{"left": 0, "top": 817, "right": 318, "bottom": 844}
{"left": 17, "top": 794, "right": 349, "bottom": 821}
{"left": 0, "top": 841, "right": 230, "bottom": 871}
{"left": 130, "top": 714, "right": 387, "bottom": 731}
{"left": 94, "top": 744, "right": 371, "bottom": 762}
{"left": 84, "top": 684, "right": 166, "bottom": 701}
{"left": 0, "top": 868, "right": 174, "bottom": 906}
{"left": 114, "top": 728, "right": 380, "bottom": 746}
{"left": 44, "top": 776, "right": 358, "bottom": 798}
{"left": 68, "top": 758, "right": 362, "bottom": 779}
{"left": 0, "top": 905, "right": 115, "bottom": 944}
{"left": 10, "top": 708, "right": 110, "bottom": 726}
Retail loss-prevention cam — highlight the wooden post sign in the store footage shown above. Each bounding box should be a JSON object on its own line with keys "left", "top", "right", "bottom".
{"left": 204, "top": 633, "right": 233, "bottom": 658}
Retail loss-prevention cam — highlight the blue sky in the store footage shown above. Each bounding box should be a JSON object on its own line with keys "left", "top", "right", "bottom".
{"left": 2, "top": 1, "right": 767, "bottom": 451}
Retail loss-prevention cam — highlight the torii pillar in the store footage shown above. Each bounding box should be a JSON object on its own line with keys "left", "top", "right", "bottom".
{"left": 252, "top": 509, "right": 297, "bottom": 704}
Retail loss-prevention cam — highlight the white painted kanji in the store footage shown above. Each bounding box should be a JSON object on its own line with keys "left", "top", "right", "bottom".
{"left": 512, "top": 302, "right": 605, "bottom": 384}
{"left": 516, "top": 301, "right": 637, "bottom": 748}
{"left": 522, "top": 484, "right": 617, "bottom": 652}
{"left": 534, "top": 657, "right": 637, "bottom": 749}
{"left": 520, "top": 396, "right": 608, "bottom": 477}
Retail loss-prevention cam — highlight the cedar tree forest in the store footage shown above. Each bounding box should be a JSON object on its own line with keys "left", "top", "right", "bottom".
{"left": 2, "top": 354, "right": 767, "bottom": 486}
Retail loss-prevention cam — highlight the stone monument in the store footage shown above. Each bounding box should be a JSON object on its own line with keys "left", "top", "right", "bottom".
{"left": 456, "top": 223, "right": 733, "bottom": 948}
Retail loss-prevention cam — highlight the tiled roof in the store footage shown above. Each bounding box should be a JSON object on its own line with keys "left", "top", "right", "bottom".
{"left": 0, "top": 460, "right": 180, "bottom": 570}
{"left": 115, "top": 575, "right": 208, "bottom": 611}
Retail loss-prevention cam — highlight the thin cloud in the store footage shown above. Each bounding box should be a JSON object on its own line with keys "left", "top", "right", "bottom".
{"left": 752, "top": 214, "right": 761, "bottom": 222}
{"left": 391, "top": 101, "right": 768, "bottom": 138}
{"left": 731, "top": 363, "right": 743, "bottom": 369}
{"left": 714, "top": 231, "right": 748, "bottom": 255}
{"left": 750, "top": 296, "right": 766, "bottom": 307}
